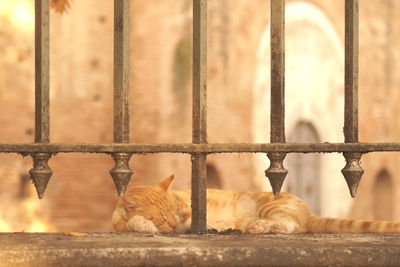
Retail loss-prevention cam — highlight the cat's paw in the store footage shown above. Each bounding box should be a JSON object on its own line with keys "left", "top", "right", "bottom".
{"left": 247, "top": 220, "right": 289, "bottom": 234}
{"left": 126, "top": 215, "right": 159, "bottom": 234}
{"left": 270, "top": 222, "right": 288, "bottom": 234}
{"left": 111, "top": 209, "right": 124, "bottom": 225}
{"left": 247, "top": 220, "right": 272, "bottom": 234}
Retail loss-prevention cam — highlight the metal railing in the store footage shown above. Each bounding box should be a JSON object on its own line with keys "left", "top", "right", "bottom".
{"left": 0, "top": 0, "right": 398, "bottom": 234}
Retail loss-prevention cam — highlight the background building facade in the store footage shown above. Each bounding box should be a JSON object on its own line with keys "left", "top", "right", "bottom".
{"left": 0, "top": 0, "right": 399, "bottom": 232}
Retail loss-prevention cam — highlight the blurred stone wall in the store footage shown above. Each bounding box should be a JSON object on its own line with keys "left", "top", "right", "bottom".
{"left": 0, "top": 0, "right": 399, "bottom": 232}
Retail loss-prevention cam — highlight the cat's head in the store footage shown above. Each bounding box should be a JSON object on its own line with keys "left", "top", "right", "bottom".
{"left": 121, "top": 175, "right": 177, "bottom": 233}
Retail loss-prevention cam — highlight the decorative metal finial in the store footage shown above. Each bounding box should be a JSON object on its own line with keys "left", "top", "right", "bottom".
{"left": 341, "top": 152, "right": 364, "bottom": 198}
{"left": 265, "top": 152, "right": 288, "bottom": 196}
{"left": 29, "top": 153, "right": 53, "bottom": 199}
{"left": 110, "top": 152, "right": 133, "bottom": 196}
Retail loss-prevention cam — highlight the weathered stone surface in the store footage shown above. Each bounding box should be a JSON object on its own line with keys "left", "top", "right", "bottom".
{"left": 1, "top": 233, "right": 400, "bottom": 266}
{"left": 0, "top": 0, "right": 400, "bottom": 234}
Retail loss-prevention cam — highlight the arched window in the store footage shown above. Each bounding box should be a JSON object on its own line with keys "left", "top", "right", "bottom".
{"left": 285, "top": 121, "right": 321, "bottom": 215}
{"left": 373, "top": 169, "right": 393, "bottom": 220}
{"left": 207, "top": 163, "right": 222, "bottom": 189}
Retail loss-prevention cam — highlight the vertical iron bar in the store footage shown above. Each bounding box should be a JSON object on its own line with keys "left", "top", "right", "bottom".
{"left": 191, "top": 0, "right": 208, "bottom": 234}
{"left": 30, "top": 0, "right": 52, "bottom": 199}
{"left": 270, "top": 0, "right": 285, "bottom": 144}
{"left": 35, "top": 0, "right": 50, "bottom": 143}
{"left": 265, "top": 0, "right": 288, "bottom": 196}
{"left": 114, "top": 0, "right": 131, "bottom": 144}
{"left": 110, "top": 0, "right": 133, "bottom": 197}
{"left": 342, "top": 0, "right": 363, "bottom": 198}
{"left": 344, "top": 0, "right": 359, "bottom": 143}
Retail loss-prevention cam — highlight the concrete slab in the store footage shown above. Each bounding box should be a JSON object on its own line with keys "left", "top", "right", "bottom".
{"left": 1, "top": 233, "right": 400, "bottom": 266}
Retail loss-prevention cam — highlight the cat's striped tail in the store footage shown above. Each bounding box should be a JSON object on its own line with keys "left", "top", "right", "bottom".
{"left": 309, "top": 216, "right": 400, "bottom": 233}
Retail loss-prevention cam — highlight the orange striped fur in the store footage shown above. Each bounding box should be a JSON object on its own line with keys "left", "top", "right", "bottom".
{"left": 112, "top": 175, "right": 400, "bottom": 234}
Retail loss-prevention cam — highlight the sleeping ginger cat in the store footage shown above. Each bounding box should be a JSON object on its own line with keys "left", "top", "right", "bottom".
{"left": 112, "top": 175, "right": 400, "bottom": 234}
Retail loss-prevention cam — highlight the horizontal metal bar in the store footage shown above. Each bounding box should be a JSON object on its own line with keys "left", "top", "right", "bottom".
{"left": 2, "top": 143, "right": 400, "bottom": 154}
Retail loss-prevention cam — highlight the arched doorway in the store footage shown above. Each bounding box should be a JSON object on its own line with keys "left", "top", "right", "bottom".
{"left": 252, "top": 2, "right": 350, "bottom": 217}
{"left": 285, "top": 121, "right": 321, "bottom": 215}
{"left": 373, "top": 169, "right": 393, "bottom": 220}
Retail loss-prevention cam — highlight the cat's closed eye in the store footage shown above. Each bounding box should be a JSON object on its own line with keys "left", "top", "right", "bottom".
{"left": 124, "top": 200, "right": 139, "bottom": 212}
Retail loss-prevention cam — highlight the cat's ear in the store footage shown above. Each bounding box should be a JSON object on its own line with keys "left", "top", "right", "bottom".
{"left": 157, "top": 175, "right": 175, "bottom": 192}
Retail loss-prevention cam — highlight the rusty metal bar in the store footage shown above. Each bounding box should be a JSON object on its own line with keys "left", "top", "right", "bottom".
{"left": 192, "top": 0, "right": 207, "bottom": 144}
{"left": 270, "top": 0, "right": 285, "bottom": 143}
{"left": 342, "top": 0, "right": 363, "bottom": 198}
{"left": 110, "top": 0, "right": 133, "bottom": 196}
{"left": 35, "top": 0, "right": 50, "bottom": 143}
{"left": 4, "top": 142, "right": 400, "bottom": 154}
{"left": 191, "top": 153, "right": 207, "bottom": 234}
{"left": 266, "top": 0, "right": 288, "bottom": 196}
{"left": 191, "top": 0, "right": 208, "bottom": 234}
{"left": 113, "top": 0, "right": 131, "bottom": 144}
{"left": 31, "top": 0, "right": 52, "bottom": 199}
{"left": 344, "top": 0, "right": 359, "bottom": 143}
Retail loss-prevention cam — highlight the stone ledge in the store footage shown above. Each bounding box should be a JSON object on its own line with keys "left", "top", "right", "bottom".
{"left": 1, "top": 233, "right": 400, "bottom": 266}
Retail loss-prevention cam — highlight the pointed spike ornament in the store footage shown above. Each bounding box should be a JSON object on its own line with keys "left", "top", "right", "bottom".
{"left": 341, "top": 152, "right": 364, "bottom": 198}
{"left": 29, "top": 153, "right": 53, "bottom": 199}
{"left": 265, "top": 152, "right": 288, "bottom": 196}
{"left": 110, "top": 153, "right": 133, "bottom": 196}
